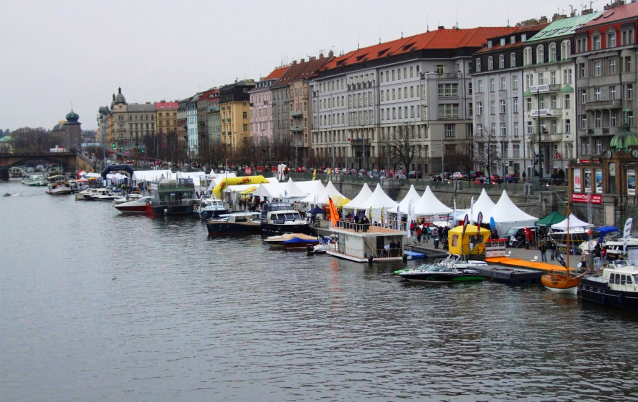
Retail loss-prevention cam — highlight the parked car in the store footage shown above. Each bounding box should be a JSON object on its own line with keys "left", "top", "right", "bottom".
{"left": 468, "top": 171, "right": 484, "bottom": 181}
{"left": 472, "top": 176, "right": 487, "bottom": 184}
{"left": 505, "top": 174, "right": 519, "bottom": 183}
{"left": 490, "top": 174, "right": 504, "bottom": 184}
{"left": 408, "top": 171, "right": 422, "bottom": 179}
{"left": 452, "top": 172, "right": 467, "bottom": 180}
{"left": 542, "top": 174, "right": 565, "bottom": 185}
{"left": 504, "top": 226, "right": 539, "bottom": 248}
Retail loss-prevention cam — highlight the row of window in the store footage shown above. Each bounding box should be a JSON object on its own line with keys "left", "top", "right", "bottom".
{"left": 580, "top": 84, "right": 633, "bottom": 102}
{"left": 576, "top": 28, "right": 635, "bottom": 52}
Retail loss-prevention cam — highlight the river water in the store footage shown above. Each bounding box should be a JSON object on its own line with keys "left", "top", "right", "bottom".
{"left": 1, "top": 181, "right": 638, "bottom": 401}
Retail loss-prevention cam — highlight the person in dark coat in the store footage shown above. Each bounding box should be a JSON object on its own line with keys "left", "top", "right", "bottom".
{"left": 549, "top": 240, "right": 557, "bottom": 261}
{"left": 539, "top": 241, "right": 548, "bottom": 262}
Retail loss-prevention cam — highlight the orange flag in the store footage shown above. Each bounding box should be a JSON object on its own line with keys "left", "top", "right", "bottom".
{"left": 329, "top": 197, "right": 340, "bottom": 227}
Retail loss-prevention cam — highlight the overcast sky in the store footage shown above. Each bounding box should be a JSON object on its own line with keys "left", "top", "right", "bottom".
{"left": 1, "top": 0, "right": 602, "bottom": 130}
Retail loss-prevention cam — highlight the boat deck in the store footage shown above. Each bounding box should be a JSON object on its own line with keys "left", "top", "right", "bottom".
{"left": 330, "top": 222, "right": 405, "bottom": 236}
{"left": 486, "top": 256, "right": 571, "bottom": 273}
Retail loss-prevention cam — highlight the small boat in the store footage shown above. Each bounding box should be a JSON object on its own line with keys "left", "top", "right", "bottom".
{"left": 580, "top": 260, "right": 638, "bottom": 309}
{"left": 393, "top": 254, "right": 487, "bottom": 275}
{"left": 312, "top": 236, "right": 337, "bottom": 254}
{"left": 21, "top": 174, "right": 47, "bottom": 186}
{"left": 264, "top": 233, "right": 318, "bottom": 245}
{"left": 280, "top": 236, "right": 320, "bottom": 249}
{"left": 397, "top": 264, "right": 484, "bottom": 283}
{"left": 206, "top": 212, "right": 261, "bottom": 235}
{"left": 603, "top": 237, "right": 638, "bottom": 261}
{"left": 69, "top": 179, "right": 89, "bottom": 193}
{"left": 260, "top": 202, "right": 311, "bottom": 236}
{"left": 114, "top": 196, "right": 151, "bottom": 214}
{"left": 193, "top": 197, "right": 228, "bottom": 220}
{"left": 541, "top": 271, "right": 580, "bottom": 294}
{"left": 9, "top": 167, "right": 24, "bottom": 180}
{"left": 85, "top": 188, "right": 119, "bottom": 201}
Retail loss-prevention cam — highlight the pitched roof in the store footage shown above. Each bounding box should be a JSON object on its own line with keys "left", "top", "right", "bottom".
{"left": 265, "top": 65, "right": 289, "bottom": 80}
{"left": 319, "top": 27, "right": 517, "bottom": 73}
{"left": 527, "top": 12, "right": 602, "bottom": 42}
{"left": 155, "top": 101, "right": 178, "bottom": 109}
{"left": 581, "top": 2, "right": 638, "bottom": 29}
{"left": 475, "top": 23, "right": 551, "bottom": 54}
{"left": 272, "top": 56, "right": 332, "bottom": 88}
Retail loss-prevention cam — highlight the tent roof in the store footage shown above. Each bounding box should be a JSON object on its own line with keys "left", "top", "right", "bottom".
{"left": 365, "top": 184, "right": 399, "bottom": 209}
{"left": 536, "top": 211, "right": 567, "bottom": 226}
{"left": 131, "top": 170, "right": 173, "bottom": 182}
{"left": 303, "top": 180, "right": 346, "bottom": 205}
{"left": 470, "top": 189, "right": 496, "bottom": 222}
{"left": 490, "top": 190, "right": 538, "bottom": 223}
{"left": 413, "top": 186, "right": 453, "bottom": 215}
{"left": 253, "top": 179, "right": 306, "bottom": 199}
{"left": 449, "top": 224, "right": 491, "bottom": 235}
{"left": 308, "top": 206, "right": 327, "bottom": 215}
{"left": 300, "top": 181, "right": 326, "bottom": 203}
{"left": 387, "top": 185, "right": 421, "bottom": 213}
{"left": 551, "top": 213, "right": 593, "bottom": 230}
{"left": 343, "top": 183, "right": 373, "bottom": 209}
{"left": 294, "top": 180, "right": 323, "bottom": 194}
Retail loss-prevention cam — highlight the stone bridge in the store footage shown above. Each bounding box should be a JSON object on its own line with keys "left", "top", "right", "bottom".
{"left": 0, "top": 152, "right": 96, "bottom": 179}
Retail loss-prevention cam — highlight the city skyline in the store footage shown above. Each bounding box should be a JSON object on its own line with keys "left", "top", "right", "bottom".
{"left": 1, "top": 0, "right": 605, "bottom": 131}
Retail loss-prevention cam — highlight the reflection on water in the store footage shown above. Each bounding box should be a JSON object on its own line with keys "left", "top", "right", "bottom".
{"left": 1, "top": 181, "right": 638, "bottom": 401}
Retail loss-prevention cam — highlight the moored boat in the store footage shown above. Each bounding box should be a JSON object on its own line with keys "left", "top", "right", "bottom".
{"left": 146, "top": 178, "right": 197, "bottom": 216}
{"left": 194, "top": 197, "right": 228, "bottom": 220}
{"left": 206, "top": 212, "right": 261, "bottom": 235}
{"left": 260, "top": 202, "right": 310, "bottom": 236}
{"left": 580, "top": 260, "right": 638, "bottom": 309}
{"left": 541, "top": 271, "right": 580, "bottom": 294}
{"left": 397, "top": 264, "right": 484, "bottom": 283}
{"left": 114, "top": 196, "right": 151, "bottom": 214}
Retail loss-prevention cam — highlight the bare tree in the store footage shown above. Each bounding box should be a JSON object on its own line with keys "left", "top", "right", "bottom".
{"left": 445, "top": 143, "right": 476, "bottom": 174}
{"left": 11, "top": 127, "right": 57, "bottom": 152}
{"left": 383, "top": 124, "right": 415, "bottom": 171}
{"left": 473, "top": 136, "right": 502, "bottom": 177}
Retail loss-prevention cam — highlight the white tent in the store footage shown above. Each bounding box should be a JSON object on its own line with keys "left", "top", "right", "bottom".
{"left": 131, "top": 169, "right": 173, "bottom": 183}
{"left": 342, "top": 183, "right": 373, "bottom": 211}
{"left": 303, "top": 180, "right": 346, "bottom": 205}
{"left": 413, "top": 186, "right": 453, "bottom": 217}
{"left": 294, "top": 180, "right": 323, "bottom": 195}
{"left": 490, "top": 190, "right": 538, "bottom": 235}
{"left": 387, "top": 185, "right": 421, "bottom": 213}
{"left": 470, "top": 189, "right": 496, "bottom": 223}
{"left": 343, "top": 183, "right": 398, "bottom": 221}
{"left": 253, "top": 178, "right": 306, "bottom": 200}
{"left": 551, "top": 214, "right": 593, "bottom": 231}
{"left": 301, "top": 181, "right": 326, "bottom": 204}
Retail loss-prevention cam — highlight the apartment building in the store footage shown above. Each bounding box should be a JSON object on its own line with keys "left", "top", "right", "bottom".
{"left": 220, "top": 80, "right": 255, "bottom": 152}
{"left": 249, "top": 65, "right": 289, "bottom": 146}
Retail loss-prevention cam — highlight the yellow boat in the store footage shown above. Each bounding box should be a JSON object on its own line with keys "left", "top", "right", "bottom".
{"left": 541, "top": 271, "right": 579, "bottom": 294}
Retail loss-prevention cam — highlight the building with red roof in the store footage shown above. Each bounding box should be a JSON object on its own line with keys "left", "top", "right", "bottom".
{"left": 250, "top": 65, "right": 290, "bottom": 146}
{"left": 155, "top": 101, "right": 178, "bottom": 137}
{"left": 574, "top": 0, "right": 638, "bottom": 160}
{"left": 308, "top": 26, "right": 517, "bottom": 173}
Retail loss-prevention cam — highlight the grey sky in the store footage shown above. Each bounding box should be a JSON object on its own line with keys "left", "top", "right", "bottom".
{"left": 1, "top": 0, "right": 599, "bottom": 131}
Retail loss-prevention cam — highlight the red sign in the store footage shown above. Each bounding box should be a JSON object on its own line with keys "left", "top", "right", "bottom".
{"left": 579, "top": 159, "right": 591, "bottom": 164}
{"left": 572, "top": 193, "right": 602, "bottom": 204}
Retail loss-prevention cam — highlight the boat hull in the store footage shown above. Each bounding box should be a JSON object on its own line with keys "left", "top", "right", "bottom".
{"left": 206, "top": 222, "right": 261, "bottom": 236}
{"left": 261, "top": 223, "right": 311, "bottom": 236}
{"left": 580, "top": 279, "right": 638, "bottom": 310}
{"left": 114, "top": 205, "right": 147, "bottom": 214}
{"left": 541, "top": 273, "right": 579, "bottom": 293}
{"left": 399, "top": 273, "right": 484, "bottom": 283}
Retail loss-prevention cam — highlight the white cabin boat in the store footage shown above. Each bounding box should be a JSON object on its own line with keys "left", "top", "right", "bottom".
{"left": 21, "top": 174, "right": 47, "bottom": 186}
{"left": 326, "top": 220, "right": 407, "bottom": 263}
{"left": 46, "top": 175, "right": 72, "bottom": 195}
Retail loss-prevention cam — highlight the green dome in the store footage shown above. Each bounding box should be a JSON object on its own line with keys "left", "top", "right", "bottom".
{"left": 610, "top": 123, "right": 638, "bottom": 152}
{"left": 65, "top": 109, "right": 79, "bottom": 122}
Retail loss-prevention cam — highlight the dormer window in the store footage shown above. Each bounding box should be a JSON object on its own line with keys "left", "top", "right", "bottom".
{"left": 510, "top": 36, "right": 516, "bottom": 44}
{"left": 488, "top": 40, "right": 493, "bottom": 48}
{"left": 521, "top": 34, "right": 527, "bottom": 42}
{"left": 476, "top": 58, "right": 481, "bottom": 72}
{"left": 511, "top": 52, "right": 516, "bottom": 67}
{"left": 500, "top": 38, "right": 506, "bottom": 46}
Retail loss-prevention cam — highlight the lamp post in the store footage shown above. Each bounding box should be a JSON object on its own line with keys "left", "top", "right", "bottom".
{"left": 537, "top": 87, "right": 543, "bottom": 180}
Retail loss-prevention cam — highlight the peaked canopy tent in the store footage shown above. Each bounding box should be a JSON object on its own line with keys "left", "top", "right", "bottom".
{"left": 299, "top": 181, "right": 325, "bottom": 204}
{"left": 412, "top": 186, "right": 453, "bottom": 217}
{"left": 303, "top": 180, "right": 348, "bottom": 206}
{"left": 342, "top": 183, "right": 373, "bottom": 211}
{"left": 550, "top": 214, "right": 593, "bottom": 231}
{"left": 387, "top": 185, "right": 421, "bottom": 213}
{"left": 536, "top": 211, "right": 567, "bottom": 227}
{"left": 343, "top": 183, "right": 398, "bottom": 221}
{"left": 294, "top": 180, "right": 324, "bottom": 195}
{"left": 253, "top": 178, "right": 307, "bottom": 201}
{"left": 489, "top": 190, "right": 538, "bottom": 236}
{"left": 469, "top": 189, "right": 496, "bottom": 223}
{"left": 131, "top": 169, "right": 174, "bottom": 184}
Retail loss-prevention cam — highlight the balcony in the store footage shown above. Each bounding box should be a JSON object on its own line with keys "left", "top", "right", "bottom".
{"left": 290, "top": 110, "right": 303, "bottom": 118}
{"left": 349, "top": 138, "right": 371, "bottom": 147}
{"left": 291, "top": 141, "right": 304, "bottom": 147}
{"left": 290, "top": 126, "right": 304, "bottom": 132}
{"left": 584, "top": 99, "right": 622, "bottom": 110}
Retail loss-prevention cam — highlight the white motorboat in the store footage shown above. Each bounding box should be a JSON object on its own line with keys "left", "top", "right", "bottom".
{"left": 84, "top": 188, "right": 120, "bottom": 201}
{"left": 193, "top": 197, "right": 228, "bottom": 220}
{"left": 21, "top": 174, "right": 47, "bottom": 186}
{"left": 69, "top": 179, "right": 89, "bottom": 193}
{"left": 114, "top": 196, "right": 151, "bottom": 214}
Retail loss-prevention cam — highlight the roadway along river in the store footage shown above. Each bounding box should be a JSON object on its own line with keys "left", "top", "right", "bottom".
{"left": 1, "top": 181, "right": 637, "bottom": 401}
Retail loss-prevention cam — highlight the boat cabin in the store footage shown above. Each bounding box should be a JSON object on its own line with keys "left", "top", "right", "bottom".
{"left": 148, "top": 178, "right": 196, "bottom": 215}
{"left": 327, "top": 219, "right": 406, "bottom": 263}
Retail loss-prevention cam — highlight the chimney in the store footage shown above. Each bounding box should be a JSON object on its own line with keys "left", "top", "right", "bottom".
{"left": 438, "top": 25, "right": 445, "bottom": 30}
{"left": 309, "top": 56, "right": 316, "bottom": 61}
{"left": 301, "top": 58, "right": 305, "bottom": 63}
{"left": 539, "top": 16, "right": 548, "bottom": 23}
{"left": 328, "top": 50, "right": 334, "bottom": 57}
{"left": 582, "top": 8, "right": 593, "bottom": 14}
{"left": 552, "top": 13, "right": 567, "bottom": 21}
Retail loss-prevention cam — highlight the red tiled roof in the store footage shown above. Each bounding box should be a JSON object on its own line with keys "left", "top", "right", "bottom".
{"left": 265, "top": 65, "right": 289, "bottom": 80}
{"left": 318, "top": 27, "right": 517, "bottom": 72}
{"left": 581, "top": 2, "right": 638, "bottom": 29}
{"left": 273, "top": 56, "right": 333, "bottom": 87}
{"left": 155, "top": 101, "right": 178, "bottom": 109}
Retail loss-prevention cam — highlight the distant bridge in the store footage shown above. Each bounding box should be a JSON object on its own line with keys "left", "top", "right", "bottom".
{"left": 0, "top": 152, "right": 95, "bottom": 175}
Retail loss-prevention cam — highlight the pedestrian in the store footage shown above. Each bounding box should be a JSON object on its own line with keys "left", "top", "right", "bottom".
{"left": 539, "top": 241, "right": 548, "bottom": 262}
{"left": 549, "top": 240, "right": 557, "bottom": 261}
{"left": 416, "top": 226, "right": 422, "bottom": 243}
{"left": 601, "top": 246, "right": 607, "bottom": 265}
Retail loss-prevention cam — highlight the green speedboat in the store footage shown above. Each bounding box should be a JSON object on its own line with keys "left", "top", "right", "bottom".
{"left": 397, "top": 264, "right": 484, "bottom": 283}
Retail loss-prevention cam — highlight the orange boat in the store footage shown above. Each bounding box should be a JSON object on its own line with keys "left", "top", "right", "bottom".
{"left": 541, "top": 271, "right": 579, "bottom": 294}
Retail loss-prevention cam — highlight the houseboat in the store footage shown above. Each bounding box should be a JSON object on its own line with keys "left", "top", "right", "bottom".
{"left": 146, "top": 178, "right": 197, "bottom": 216}
{"left": 325, "top": 220, "right": 406, "bottom": 263}
{"left": 21, "top": 174, "right": 47, "bottom": 186}
{"left": 9, "top": 167, "right": 24, "bottom": 180}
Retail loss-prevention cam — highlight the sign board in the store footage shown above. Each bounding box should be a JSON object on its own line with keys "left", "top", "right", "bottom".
{"left": 572, "top": 193, "right": 602, "bottom": 204}
{"left": 530, "top": 84, "right": 550, "bottom": 93}
{"left": 530, "top": 109, "right": 551, "bottom": 117}
{"left": 579, "top": 159, "right": 591, "bottom": 164}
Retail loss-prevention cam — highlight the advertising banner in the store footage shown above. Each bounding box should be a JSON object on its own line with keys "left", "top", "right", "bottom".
{"left": 628, "top": 170, "right": 636, "bottom": 196}
{"left": 595, "top": 169, "right": 603, "bottom": 193}
{"left": 574, "top": 169, "right": 581, "bottom": 192}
